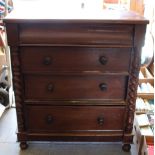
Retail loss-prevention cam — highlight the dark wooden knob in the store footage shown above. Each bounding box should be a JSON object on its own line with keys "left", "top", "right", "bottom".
{"left": 46, "top": 115, "right": 53, "bottom": 124}
{"left": 99, "top": 56, "right": 108, "bottom": 65}
{"left": 99, "top": 83, "right": 107, "bottom": 91}
{"left": 97, "top": 116, "right": 104, "bottom": 125}
{"left": 47, "top": 84, "right": 54, "bottom": 92}
{"left": 43, "top": 57, "right": 52, "bottom": 65}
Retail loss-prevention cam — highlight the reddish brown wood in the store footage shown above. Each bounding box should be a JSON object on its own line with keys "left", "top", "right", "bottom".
{"left": 24, "top": 75, "right": 127, "bottom": 100}
{"left": 25, "top": 105, "right": 125, "bottom": 132}
{"left": 10, "top": 47, "right": 25, "bottom": 132}
{"left": 122, "top": 144, "right": 131, "bottom": 152}
{"left": 19, "top": 23, "right": 133, "bottom": 45}
{"left": 124, "top": 25, "right": 147, "bottom": 134}
{"left": 4, "top": 23, "right": 19, "bottom": 46}
{"left": 20, "top": 142, "right": 28, "bottom": 150}
{"left": 17, "top": 132, "right": 123, "bottom": 142}
{"left": 20, "top": 47, "right": 131, "bottom": 73}
{"left": 4, "top": 9, "right": 148, "bottom": 150}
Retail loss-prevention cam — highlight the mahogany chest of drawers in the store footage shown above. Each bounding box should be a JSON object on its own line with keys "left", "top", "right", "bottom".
{"left": 4, "top": 9, "right": 148, "bottom": 151}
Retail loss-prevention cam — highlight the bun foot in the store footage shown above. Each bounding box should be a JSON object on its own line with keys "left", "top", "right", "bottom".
{"left": 122, "top": 144, "right": 131, "bottom": 152}
{"left": 20, "top": 142, "right": 28, "bottom": 150}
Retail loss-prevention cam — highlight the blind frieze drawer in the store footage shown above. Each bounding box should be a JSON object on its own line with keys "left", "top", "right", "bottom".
{"left": 19, "top": 23, "right": 133, "bottom": 45}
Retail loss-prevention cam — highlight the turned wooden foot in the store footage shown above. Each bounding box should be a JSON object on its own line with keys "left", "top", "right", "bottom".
{"left": 122, "top": 144, "right": 131, "bottom": 152}
{"left": 20, "top": 142, "right": 28, "bottom": 150}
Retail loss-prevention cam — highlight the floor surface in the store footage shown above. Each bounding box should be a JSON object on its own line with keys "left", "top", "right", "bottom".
{"left": 0, "top": 108, "right": 138, "bottom": 155}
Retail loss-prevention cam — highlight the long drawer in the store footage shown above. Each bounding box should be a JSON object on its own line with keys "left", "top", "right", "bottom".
{"left": 19, "top": 23, "right": 133, "bottom": 45}
{"left": 25, "top": 105, "right": 125, "bottom": 132}
{"left": 20, "top": 47, "right": 131, "bottom": 73}
{"left": 24, "top": 75, "right": 128, "bottom": 101}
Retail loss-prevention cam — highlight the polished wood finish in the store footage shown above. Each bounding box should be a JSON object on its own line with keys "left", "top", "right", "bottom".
{"left": 20, "top": 142, "right": 28, "bottom": 150}
{"left": 4, "top": 9, "right": 148, "bottom": 151}
{"left": 24, "top": 75, "right": 127, "bottom": 100}
{"left": 20, "top": 47, "right": 131, "bottom": 73}
{"left": 19, "top": 24, "right": 133, "bottom": 45}
{"left": 25, "top": 106, "right": 125, "bottom": 132}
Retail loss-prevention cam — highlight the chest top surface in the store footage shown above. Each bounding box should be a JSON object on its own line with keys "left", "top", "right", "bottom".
{"left": 4, "top": 5, "right": 148, "bottom": 24}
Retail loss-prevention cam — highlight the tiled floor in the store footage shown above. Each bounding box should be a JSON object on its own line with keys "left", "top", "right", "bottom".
{"left": 0, "top": 108, "right": 138, "bottom": 155}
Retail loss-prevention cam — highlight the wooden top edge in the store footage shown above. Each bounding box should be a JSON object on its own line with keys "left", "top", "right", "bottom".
{"left": 4, "top": 9, "right": 149, "bottom": 24}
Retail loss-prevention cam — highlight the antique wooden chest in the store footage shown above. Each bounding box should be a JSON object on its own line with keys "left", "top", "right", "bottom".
{"left": 4, "top": 8, "right": 148, "bottom": 151}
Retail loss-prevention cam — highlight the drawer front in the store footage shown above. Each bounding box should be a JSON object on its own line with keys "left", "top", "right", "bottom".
{"left": 20, "top": 47, "right": 131, "bottom": 73}
{"left": 19, "top": 23, "right": 133, "bottom": 45}
{"left": 24, "top": 75, "right": 128, "bottom": 100}
{"left": 25, "top": 105, "right": 125, "bottom": 132}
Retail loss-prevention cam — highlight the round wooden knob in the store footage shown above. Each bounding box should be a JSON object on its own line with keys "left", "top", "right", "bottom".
{"left": 99, "top": 56, "right": 108, "bottom": 65}
{"left": 46, "top": 115, "right": 53, "bottom": 124}
{"left": 43, "top": 57, "right": 52, "bottom": 65}
{"left": 97, "top": 116, "right": 104, "bottom": 125}
{"left": 47, "top": 84, "right": 54, "bottom": 92}
{"left": 99, "top": 83, "right": 107, "bottom": 91}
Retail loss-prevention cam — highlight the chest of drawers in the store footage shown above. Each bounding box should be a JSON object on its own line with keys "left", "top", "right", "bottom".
{"left": 4, "top": 9, "right": 148, "bottom": 151}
